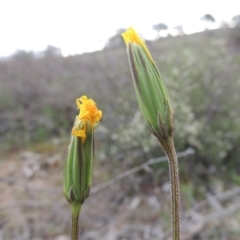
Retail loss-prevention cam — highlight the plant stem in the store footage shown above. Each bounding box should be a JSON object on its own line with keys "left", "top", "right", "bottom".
{"left": 71, "top": 205, "right": 81, "bottom": 240}
{"left": 161, "top": 137, "right": 180, "bottom": 240}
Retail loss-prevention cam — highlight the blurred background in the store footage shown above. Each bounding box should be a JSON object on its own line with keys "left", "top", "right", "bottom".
{"left": 0, "top": 0, "right": 240, "bottom": 239}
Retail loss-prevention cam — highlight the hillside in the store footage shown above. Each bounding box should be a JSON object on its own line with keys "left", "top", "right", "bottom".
{"left": 0, "top": 27, "right": 240, "bottom": 239}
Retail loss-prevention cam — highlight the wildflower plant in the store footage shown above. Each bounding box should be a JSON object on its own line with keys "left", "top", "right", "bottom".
{"left": 122, "top": 28, "right": 180, "bottom": 240}
{"left": 64, "top": 96, "right": 102, "bottom": 240}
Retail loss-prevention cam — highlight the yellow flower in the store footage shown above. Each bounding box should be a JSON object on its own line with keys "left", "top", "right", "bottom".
{"left": 72, "top": 96, "right": 102, "bottom": 142}
{"left": 121, "top": 27, "right": 154, "bottom": 63}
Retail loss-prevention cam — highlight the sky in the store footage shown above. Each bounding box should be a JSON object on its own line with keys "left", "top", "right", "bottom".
{"left": 0, "top": 0, "right": 239, "bottom": 57}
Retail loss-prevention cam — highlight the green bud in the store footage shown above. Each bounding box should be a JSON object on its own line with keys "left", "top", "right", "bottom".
{"left": 63, "top": 119, "right": 94, "bottom": 205}
{"left": 64, "top": 96, "right": 102, "bottom": 207}
{"left": 122, "top": 28, "right": 174, "bottom": 142}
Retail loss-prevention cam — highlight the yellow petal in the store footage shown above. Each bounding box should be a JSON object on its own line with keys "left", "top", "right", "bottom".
{"left": 72, "top": 128, "right": 86, "bottom": 138}
{"left": 121, "top": 27, "right": 154, "bottom": 63}
{"left": 73, "top": 96, "right": 102, "bottom": 142}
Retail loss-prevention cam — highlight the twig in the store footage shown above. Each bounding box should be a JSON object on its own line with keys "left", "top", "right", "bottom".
{"left": 91, "top": 148, "right": 195, "bottom": 194}
{"left": 0, "top": 200, "right": 63, "bottom": 210}
{"left": 0, "top": 148, "right": 194, "bottom": 196}
{"left": 206, "top": 193, "right": 224, "bottom": 211}
{"left": 165, "top": 200, "right": 240, "bottom": 240}
{"left": 0, "top": 148, "right": 194, "bottom": 212}
{"left": 202, "top": 202, "right": 240, "bottom": 223}
{"left": 185, "top": 186, "right": 240, "bottom": 217}
{"left": 0, "top": 176, "right": 62, "bottom": 193}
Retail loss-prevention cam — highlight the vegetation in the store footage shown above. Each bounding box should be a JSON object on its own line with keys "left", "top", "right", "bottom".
{"left": 1, "top": 27, "right": 240, "bottom": 239}
{"left": 1, "top": 28, "right": 240, "bottom": 176}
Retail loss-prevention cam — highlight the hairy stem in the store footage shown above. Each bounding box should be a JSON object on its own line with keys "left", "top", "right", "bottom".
{"left": 71, "top": 205, "right": 81, "bottom": 240}
{"left": 161, "top": 137, "right": 180, "bottom": 240}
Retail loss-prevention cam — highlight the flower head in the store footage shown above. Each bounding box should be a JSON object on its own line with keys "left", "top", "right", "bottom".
{"left": 72, "top": 95, "right": 102, "bottom": 142}
{"left": 77, "top": 96, "right": 102, "bottom": 125}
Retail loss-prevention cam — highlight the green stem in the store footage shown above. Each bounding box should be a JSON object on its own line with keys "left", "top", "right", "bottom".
{"left": 71, "top": 205, "right": 81, "bottom": 240}
{"left": 161, "top": 137, "right": 180, "bottom": 240}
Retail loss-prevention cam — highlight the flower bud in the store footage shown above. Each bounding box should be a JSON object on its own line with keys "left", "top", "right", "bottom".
{"left": 64, "top": 96, "right": 102, "bottom": 205}
{"left": 122, "top": 28, "right": 174, "bottom": 142}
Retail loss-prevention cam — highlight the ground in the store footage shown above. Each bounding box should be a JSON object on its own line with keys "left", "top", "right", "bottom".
{"left": 1, "top": 140, "right": 240, "bottom": 240}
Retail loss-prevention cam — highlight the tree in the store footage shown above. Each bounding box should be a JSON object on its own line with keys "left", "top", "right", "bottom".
{"left": 44, "top": 45, "right": 62, "bottom": 57}
{"left": 174, "top": 25, "right": 185, "bottom": 36}
{"left": 201, "top": 14, "right": 215, "bottom": 30}
{"left": 152, "top": 23, "right": 168, "bottom": 37}
{"left": 105, "top": 28, "right": 127, "bottom": 49}
{"left": 201, "top": 14, "right": 215, "bottom": 23}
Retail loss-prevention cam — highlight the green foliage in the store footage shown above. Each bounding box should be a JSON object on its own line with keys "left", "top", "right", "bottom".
{"left": 0, "top": 29, "right": 240, "bottom": 182}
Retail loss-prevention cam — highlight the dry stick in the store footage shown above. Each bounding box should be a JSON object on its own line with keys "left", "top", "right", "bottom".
{"left": 161, "top": 137, "right": 180, "bottom": 240}
{"left": 185, "top": 187, "right": 240, "bottom": 217}
{"left": 0, "top": 200, "right": 55, "bottom": 210}
{"left": 164, "top": 202, "right": 240, "bottom": 240}
{"left": 91, "top": 148, "right": 194, "bottom": 194}
{"left": 0, "top": 149, "right": 194, "bottom": 196}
